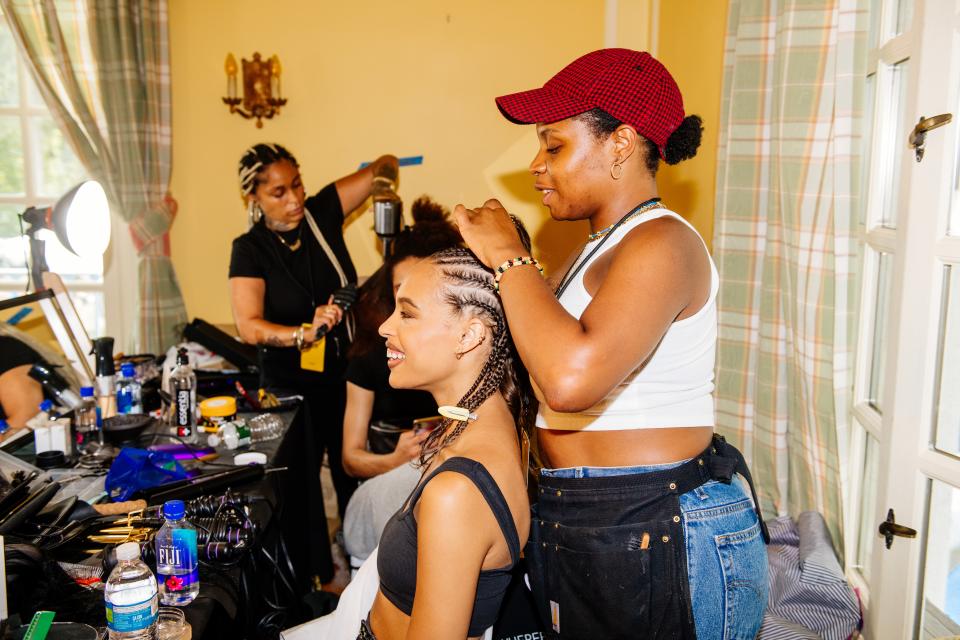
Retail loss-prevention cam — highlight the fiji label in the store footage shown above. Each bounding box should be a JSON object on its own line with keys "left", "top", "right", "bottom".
{"left": 157, "top": 528, "right": 199, "bottom": 593}
{"left": 106, "top": 593, "right": 158, "bottom": 632}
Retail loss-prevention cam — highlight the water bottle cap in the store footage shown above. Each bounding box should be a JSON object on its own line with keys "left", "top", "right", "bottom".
{"left": 0, "top": 420, "right": 8, "bottom": 434}
{"left": 162, "top": 499, "right": 186, "bottom": 520}
{"left": 39, "top": 399, "right": 53, "bottom": 412}
{"left": 120, "top": 362, "right": 136, "bottom": 377}
{"left": 80, "top": 386, "right": 95, "bottom": 398}
{"left": 116, "top": 542, "right": 140, "bottom": 561}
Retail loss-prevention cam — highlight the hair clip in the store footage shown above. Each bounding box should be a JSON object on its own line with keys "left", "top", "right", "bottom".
{"left": 438, "top": 406, "right": 478, "bottom": 422}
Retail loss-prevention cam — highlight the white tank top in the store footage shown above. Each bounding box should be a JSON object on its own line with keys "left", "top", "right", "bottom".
{"left": 535, "top": 208, "right": 718, "bottom": 431}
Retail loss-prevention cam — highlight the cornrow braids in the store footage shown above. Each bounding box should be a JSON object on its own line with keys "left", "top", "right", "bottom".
{"left": 237, "top": 143, "right": 298, "bottom": 223}
{"left": 418, "top": 247, "right": 538, "bottom": 467}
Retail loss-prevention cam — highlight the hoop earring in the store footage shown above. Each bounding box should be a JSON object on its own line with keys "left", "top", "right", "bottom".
{"left": 610, "top": 162, "right": 624, "bottom": 180}
{"left": 455, "top": 352, "right": 463, "bottom": 360}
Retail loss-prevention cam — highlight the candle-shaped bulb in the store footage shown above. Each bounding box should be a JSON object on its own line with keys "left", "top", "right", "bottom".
{"left": 225, "top": 53, "right": 238, "bottom": 76}
{"left": 270, "top": 55, "right": 282, "bottom": 77}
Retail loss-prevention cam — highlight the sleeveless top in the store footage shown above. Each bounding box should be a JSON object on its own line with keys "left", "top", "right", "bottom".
{"left": 535, "top": 208, "right": 718, "bottom": 431}
{"left": 377, "top": 457, "right": 521, "bottom": 636}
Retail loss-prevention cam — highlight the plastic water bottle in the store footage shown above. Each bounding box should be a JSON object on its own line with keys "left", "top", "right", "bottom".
{"left": 104, "top": 541, "right": 158, "bottom": 639}
{"left": 155, "top": 499, "right": 199, "bottom": 605}
{"left": 168, "top": 349, "right": 197, "bottom": 443}
{"left": 247, "top": 413, "right": 284, "bottom": 442}
{"left": 117, "top": 363, "right": 143, "bottom": 415}
{"left": 74, "top": 386, "right": 101, "bottom": 454}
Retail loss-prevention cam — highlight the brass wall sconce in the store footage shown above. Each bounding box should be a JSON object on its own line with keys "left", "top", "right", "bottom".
{"left": 222, "top": 52, "right": 287, "bottom": 128}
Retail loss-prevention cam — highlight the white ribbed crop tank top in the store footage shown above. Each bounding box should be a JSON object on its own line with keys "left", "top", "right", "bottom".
{"left": 535, "top": 208, "right": 718, "bottom": 431}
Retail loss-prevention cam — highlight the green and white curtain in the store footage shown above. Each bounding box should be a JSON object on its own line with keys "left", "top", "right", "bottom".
{"left": 713, "top": 0, "right": 869, "bottom": 547}
{"left": 1, "top": 0, "right": 186, "bottom": 353}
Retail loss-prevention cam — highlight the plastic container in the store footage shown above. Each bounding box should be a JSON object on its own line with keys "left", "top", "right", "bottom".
{"left": 198, "top": 396, "right": 236, "bottom": 430}
{"left": 104, "top": 541, "right": 158, "bottom": 639}
{"left": 116, "top": 363, "right": 143, "bottom": 415}
{"left": 155, "top": 499, "right": 199, "bottom": 606}
{"left": 74, "top": 386, "right": 102, "bottom": 454}
{"left": 156, "top": 607, "right": 192, "bottom": 640}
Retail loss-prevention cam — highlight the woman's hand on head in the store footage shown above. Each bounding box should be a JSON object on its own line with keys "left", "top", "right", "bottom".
{"left": 454, "top": 199, "right": 528, "bottom": 268}
{"left": 307, "top": 295, "right": 343, "bottom": 342}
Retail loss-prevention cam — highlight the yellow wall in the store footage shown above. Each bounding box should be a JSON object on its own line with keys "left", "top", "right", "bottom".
{"left": 656, "top": 0, "right": 729, "bottom": 250}
{"left": 169, "top": 1, "right": 606, "bottom": 325}
{"left": 168, "top": 1, "right": 727, "bottom": 326}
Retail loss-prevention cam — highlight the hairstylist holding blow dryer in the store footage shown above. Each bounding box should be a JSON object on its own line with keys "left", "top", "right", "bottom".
{"left": 456, "top": 49, "right": 769, "bottom": 639}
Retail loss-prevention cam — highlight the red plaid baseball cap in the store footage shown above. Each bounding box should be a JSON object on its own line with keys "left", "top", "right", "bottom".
{"left": 495, "top": 48, "right": 685, "bottom": 158}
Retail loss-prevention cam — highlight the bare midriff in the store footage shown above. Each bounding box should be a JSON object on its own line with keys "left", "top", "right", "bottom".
{"left": 538, "top": 426, "right": 715, "bottom": 469}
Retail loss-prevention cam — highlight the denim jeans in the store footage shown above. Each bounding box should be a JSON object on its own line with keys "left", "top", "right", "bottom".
{"left": 530, "top": 442, "right": 769, "bottom": 639}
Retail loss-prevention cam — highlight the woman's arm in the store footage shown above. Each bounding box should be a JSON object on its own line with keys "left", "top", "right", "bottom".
{"left": 0, "top": 364, "right": 43, "bottom": 430}
{"left": 404, "top": 473, "right": 493, "bottom": 639}
{"left": 342, "top": 382, "right": 405, "bottom": 478}
{"left": 230, "top": 278, "right": 343, "bottom": 347}
{"left": 456, "top": 201, "right": 705, "bottom": 413}
{"left": 333, "top": 154, "right": 399, "bottom": 215}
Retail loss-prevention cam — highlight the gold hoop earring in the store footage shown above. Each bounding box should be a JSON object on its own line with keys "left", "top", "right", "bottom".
{"left": 610, "top": 162, "right": 624, "bottom": 180}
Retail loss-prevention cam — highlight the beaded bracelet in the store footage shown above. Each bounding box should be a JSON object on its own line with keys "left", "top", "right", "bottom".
{"left": 494, "top": 256, "right": 544, "bottom": 293}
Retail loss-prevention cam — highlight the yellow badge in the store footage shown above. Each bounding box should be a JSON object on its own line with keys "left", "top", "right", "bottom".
{"left": 300, "top": 324, "right": 325, "bottom": 372}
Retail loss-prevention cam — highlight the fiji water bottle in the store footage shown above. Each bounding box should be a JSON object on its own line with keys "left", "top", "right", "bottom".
{"left": 104, "top": 542, "right": 158, "bottom": 639}
{"left": 155, "top": 499, "right": 199, "bottom": 605}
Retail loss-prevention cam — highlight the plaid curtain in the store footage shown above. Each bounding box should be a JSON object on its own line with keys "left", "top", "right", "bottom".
{"left": 1, "top": 0, "right": 186, "bottom": 353}
{"left": 713, "top": 0, "right": 869, "bottom": 548}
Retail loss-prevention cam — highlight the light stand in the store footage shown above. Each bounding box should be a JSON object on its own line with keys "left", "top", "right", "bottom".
{"left": 19, "top": 181, "right": 111, "bottom": 291}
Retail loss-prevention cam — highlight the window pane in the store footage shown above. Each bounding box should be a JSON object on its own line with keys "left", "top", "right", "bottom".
{"left": 878, "top": 61, "right": 909, "bottom": 229}
{"left": 919, "top": 480, "right": 960, "bottom": 636}
{"left": 860, "top": 73, "right": 877, "bottom": 226}
{"left": 69, "top": 289, "right": 104, "bottom": 338}
{"left": 856, "top": 430, "right": 880, "bottom": 581}
{"left": 869, "top": 252, "right": 893, "bottom": 411}
{"left": 894, "top": 0, "right": 913, "bottom": 36}
{"left": 933, "top": 265, "right": 960, "bottom": 457}
{"left": 0, "top": 202, "right": 22, "bottom": 238}
{"left": 0, "top": 235, "right": 28, "bottom": 288}
{"left": 0, "top": 23, "right": 19, "bottom": 108}
{"left": 32, "top": 116, "right": 85, "bottom": 198}
{"left": 0, "top": 115, "right": 25, "bottom": 194}
{"left": 868, "top": 0, "right": 883, "bottom": 48}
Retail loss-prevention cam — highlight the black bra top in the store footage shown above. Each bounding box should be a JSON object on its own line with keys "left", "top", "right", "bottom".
{"left": 377, "top": 457, "right": 521, "bottom": 636}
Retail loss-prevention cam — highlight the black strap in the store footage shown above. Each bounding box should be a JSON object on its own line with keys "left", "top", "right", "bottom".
{"left": 708, "top": 435, "right": 771, "bottom": 544}
{"left": 553, "top": 197, "right": 660, "bottom": 299}
{"left": 407, "top": 457, "right": 521, "bottom": 564}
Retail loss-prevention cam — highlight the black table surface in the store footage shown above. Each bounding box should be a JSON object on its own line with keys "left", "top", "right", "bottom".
{"left": 3, "top": 403, "right": 327, "bottom": 639}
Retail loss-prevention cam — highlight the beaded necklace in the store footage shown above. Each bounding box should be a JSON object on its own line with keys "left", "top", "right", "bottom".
{"left": 554, "top": 197, "right": 662, "bottom": 299}
{"left": 587, "top": 198, "right": 664, "bottom": 242}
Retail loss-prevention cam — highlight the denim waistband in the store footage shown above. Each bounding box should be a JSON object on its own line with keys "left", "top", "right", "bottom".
{"left": 541, "top": 457, "right": 691, "bottom": 478}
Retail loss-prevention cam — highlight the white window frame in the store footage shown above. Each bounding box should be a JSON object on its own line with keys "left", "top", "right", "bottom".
{"left": 0, "top": 29, "right": 136, "bottom": 352}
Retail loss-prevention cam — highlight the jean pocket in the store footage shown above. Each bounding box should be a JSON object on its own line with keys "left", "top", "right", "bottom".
{"left": 716, "top": 521, "right": 768, "bottom": 640}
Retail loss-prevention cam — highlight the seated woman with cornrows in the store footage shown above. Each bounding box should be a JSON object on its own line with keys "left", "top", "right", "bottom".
{"left": 359, "top": 238, "right": 537, "bottom": 639}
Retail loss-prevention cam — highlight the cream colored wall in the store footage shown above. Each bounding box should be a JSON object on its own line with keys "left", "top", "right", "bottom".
{"left": 169, "top": 1, "right": 607, "bottom": 325}
{"left": 655, "top": 0, "right": 729, "bottom": 250}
